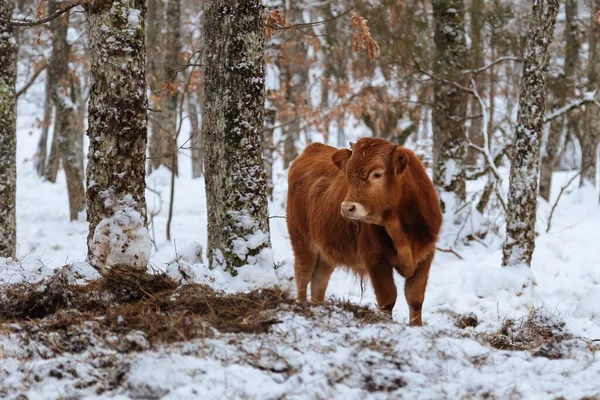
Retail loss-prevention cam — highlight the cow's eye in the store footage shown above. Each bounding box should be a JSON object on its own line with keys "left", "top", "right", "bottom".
{"left": 370, "top": 172, "right": 383, "bottom": 180}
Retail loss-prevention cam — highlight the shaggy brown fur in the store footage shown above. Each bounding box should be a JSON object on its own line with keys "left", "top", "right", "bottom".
{"left": 287, "top": 138, "right": 442, "bottom": 325}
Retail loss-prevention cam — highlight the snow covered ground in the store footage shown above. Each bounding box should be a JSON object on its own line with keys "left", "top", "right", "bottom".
{"left": 1, "top": 82, "right": 600, "bottom": 399}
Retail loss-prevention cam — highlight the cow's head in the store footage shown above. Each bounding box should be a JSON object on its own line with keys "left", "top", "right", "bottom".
{"left": 332, "top": 138, "right": 409, "bottom": 224}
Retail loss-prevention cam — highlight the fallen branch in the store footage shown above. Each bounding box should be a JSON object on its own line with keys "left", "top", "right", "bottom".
{"left": 546, "top": 163, "right": 593, "bottom": 233}
{"left": 436, "top": 247, "right": 463, "bottom": 260}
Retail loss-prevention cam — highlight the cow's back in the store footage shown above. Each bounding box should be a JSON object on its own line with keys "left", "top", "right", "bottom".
{"left": 287, "top": 143, "right": 359, "bottom": 268}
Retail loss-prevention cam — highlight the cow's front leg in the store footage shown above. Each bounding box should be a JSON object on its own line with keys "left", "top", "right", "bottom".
{"left": 367, "top": 262, "right": 397, "bottom": 314}
{"left": 384, "top": 224, "right": 414, "bottom": 278}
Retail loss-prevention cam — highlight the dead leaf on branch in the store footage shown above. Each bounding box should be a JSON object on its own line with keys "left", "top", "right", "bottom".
{"left": 264, "top": 10, "right": 288, "bottom": 40}
{"left": 351, "top": 12, "right": 381, "bottom": 61}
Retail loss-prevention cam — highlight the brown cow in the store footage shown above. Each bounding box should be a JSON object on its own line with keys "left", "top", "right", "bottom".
{"left": 286, "top": 138, "right": 442, "bottom": 326}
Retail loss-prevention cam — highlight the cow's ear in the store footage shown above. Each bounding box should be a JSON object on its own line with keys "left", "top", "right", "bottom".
{"left": 332, "top": 148, "right": 352, "bottom": 170}
{"left": 393, "top": 146, "right": 410, "bottom": 175}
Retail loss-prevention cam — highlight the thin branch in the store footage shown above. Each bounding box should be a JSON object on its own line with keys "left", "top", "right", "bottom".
{"left": 546, "top": 163, "right": 593, "bottom": 233}
{"left": 16, "top": 60, "right": 46, "bottom": 98}
{"left": 10, "top": 1, "right": 83, "bottom": 27}
{"left": 544, "top": 90, "right": 599, "bottom": 123}
{"left": 467, "top": 56, "right": 521, "bottom": 77}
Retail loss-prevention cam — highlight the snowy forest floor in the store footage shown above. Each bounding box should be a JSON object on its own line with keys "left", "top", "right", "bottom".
{"left": 2, "top": 85, "right": 600, "bottom": 398}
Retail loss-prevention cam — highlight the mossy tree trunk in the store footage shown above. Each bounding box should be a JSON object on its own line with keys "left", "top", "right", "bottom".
{"left": 85, "top": 0, "right": 150, "bottom": 270}
{"left": 502, "top": 0, "right": 559, "bottom": 267}
{"left": 432, "top": 0, "right": 468, "bottom": 212}
{"left": 0, "top": 0, "right": 17, "bottom": 259}
{"left": 202, "top": 0, "right": 272, "bottom": 274}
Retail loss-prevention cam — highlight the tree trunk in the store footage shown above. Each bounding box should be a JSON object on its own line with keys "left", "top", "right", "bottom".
{"left": 581, "top": 0, "right": 600, "bottom": 187}
{"left": 539, "top": 0, "right": 580, "bottom": 201}
{"left": 43, "top": 0, "right": 62, "bottom": 183}
{"left": 203, "top": 0, "right": 272, "bottom": 274}
{"left": 264, "top": 107, "right": 276, "bottom": 199}
{"left": 0, "top": 1, "right": 17, "bottom": 259}
{"left": 432, "top": 0, "right": 468, "bottom": 211}
{"left": 160, "top": 0, "right": 180, "bottom": 175}
{"left": 35, "top": 68, "right": 53, "bottom": 177}
{"left": 466, "top": 0, "right": 485, "bottom": 166}
{"left": 502, "top": 0, "right": 559, "bottom": 268}
{"left": 49, "top": 0, "right": 85, "bottom": 220}
{"left": 146, "top": 0, "right": 164, "bottom": 174}
{"left": 188, "top": 92, "right": 204, "bottom": 178}
{"left": 85, "top": 0, "right": 151, "bottom": 271}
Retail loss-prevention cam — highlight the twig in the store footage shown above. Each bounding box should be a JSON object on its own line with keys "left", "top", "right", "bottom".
{"left": 546, "top": 163, "right": 593, "bottom": 233}
{"left": 16, "top": 60, "right": 47, "bottom": 98}
{"left": 9, "top": 1, "right": 83, "bottom": 27}
{"left": 436, "top": 247, "right": 463, "bottom": 260}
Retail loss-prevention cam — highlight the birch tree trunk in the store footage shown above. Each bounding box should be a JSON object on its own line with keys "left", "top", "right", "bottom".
{"left": 50, "top": 0, "right": 85, "bottom": 220}
{"left": 539, "top": 0, "right": 580, "bottom": 201}
{"left": 432, "top": 0, "right": 468, "bottom": 211}
{"left": 85, "top": 0, "right": 151, "bottom": 271}
{"left": 0, "top": 1, "right": 17, "bottom": 259}
{"left": 35, "top": 66, "right": 53, "bottom": 177}
{"left": 203, "top": 0, "right": 272, "bottom": 274}
{"left": 581, "top": 0, "right": 600, "bottom": 187}
{"left": 502, "top": 0, "right": 559, "bottom": 268}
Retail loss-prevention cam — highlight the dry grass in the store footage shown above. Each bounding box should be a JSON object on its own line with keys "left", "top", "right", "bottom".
{"left": 0, "top": 265, "right": 389, "bottom": 353}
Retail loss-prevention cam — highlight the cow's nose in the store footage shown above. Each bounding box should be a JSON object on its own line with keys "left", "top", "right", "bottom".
{"left": 341, "top": 202, "right": 356, "bottom": 216}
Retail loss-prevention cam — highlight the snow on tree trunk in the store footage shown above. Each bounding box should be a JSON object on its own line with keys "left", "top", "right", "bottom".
{"left": 85, "top": 0, "right": 151, "bottom": 271}
{"left": 432, "top": 0, "right": 468, "bottom": 212}
{"left": 50, "top": 0, "right": 85, "bottom": 221}
{"left": 0, "top": 1, "right": 17, "bottom": 259}
{"left": 540, "top": 0, "right": 580, "bottom": 201}
{"left": 502, "top": 0, "right": 559, "bottom": 268}
{"left": 202, "top": 0, "right": 273, "bottom": 276}
{"left": 581, "top": 0, "right": 600, "bottom": 187}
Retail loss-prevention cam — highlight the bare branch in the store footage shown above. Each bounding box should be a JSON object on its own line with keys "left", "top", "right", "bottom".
{"left": 546, "top": 163, "right": 594, "bottom": 233}
{"left": 10, "top": 1, "right": 83, "bottom": 27}
{"left": 544, "top": 90, "right": 599, "bottom": 123}
{"left": 467, "top": 56, "right": 521, "bottom": 77}
{"left": 16, "top": 60, "right": 46, "bottom": 98}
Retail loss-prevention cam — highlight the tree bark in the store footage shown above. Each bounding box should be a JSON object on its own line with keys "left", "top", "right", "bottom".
{"left": 466, "top": 0, "right": 485, "bottom": 166}
{"left": 539, "top": 0, "right": 580, "bottom": 201}
{"left": 0, "top": 1, "right": 17, "bottom": 259}
{"left": 502, "top": 0, "right": 559, "bottom": 268}
{"left": 146, "top": 0, "right": 164, "bottom": 174}
{"left": 43, "top": 0, "right": 62, "bottom": 183}
{"left": 432, "top": 0, "right": 469, "bottom": 211}
{"left": 580, "top": 0, "right": 600, "bottom": 187}
{"left": 188, "top": 92, "right": 204, "bottom": 178}
{"left": 85, "top": 0, "right": 151, "bottom": 271}
{"left": 35, "top": 64, "right": 53, "bottom": 177}
{"left": 49, "top": 0, "right": 85, "bottom": 220}
{"left": 202, "top": 0, "right": 272, "bottom": 274}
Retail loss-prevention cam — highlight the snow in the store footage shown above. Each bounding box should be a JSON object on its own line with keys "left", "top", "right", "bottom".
{"left": 89, "top": 199, "right": 152, "bottom": 271}
{"left": 2, "top": 73, "right": 600, "bottom": 399}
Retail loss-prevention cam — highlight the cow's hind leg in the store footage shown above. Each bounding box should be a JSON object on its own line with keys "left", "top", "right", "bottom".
{"left": 404, "top": 252, "right": 433, "bottom": 326}
{"left": 310, "top": 255, "right": 335, "bottom": 303}
{"left": 294, "top": 251, "right": 318, "bottom": 302}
